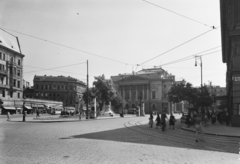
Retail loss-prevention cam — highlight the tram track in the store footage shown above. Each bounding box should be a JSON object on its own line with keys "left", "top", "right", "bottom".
{"left": 124, "top": 119, "right": 238, "bottom": 154}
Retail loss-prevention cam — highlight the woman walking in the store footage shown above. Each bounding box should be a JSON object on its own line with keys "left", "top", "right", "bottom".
{"left": 169, "top": 114, "right": 176, "bottom": 130}
{"left": 155, "top": 114, "right": 161, "bottom": 129}
{"left": 194, "top": 114, "right": 204, "bottom": 142}
{"left": 149, "top": 113, "right": 154, "bottom": 128}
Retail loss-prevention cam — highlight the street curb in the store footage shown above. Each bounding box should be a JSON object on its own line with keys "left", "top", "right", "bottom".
{"left": 8, "top": 115, "right": 145, "bottom": 123}
{"left": 181, "top": 126, "right": 240, "bottom": 138}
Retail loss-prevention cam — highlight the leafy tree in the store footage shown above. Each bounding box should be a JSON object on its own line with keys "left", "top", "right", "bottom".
{"left": 168, "top": 81, "right": 213, "bottom": 114}
{"left": 92, "top": 75, "right": 116, "bottom": 111}
{"left": 111, "top": 93, "right": 125, "bottom": 112}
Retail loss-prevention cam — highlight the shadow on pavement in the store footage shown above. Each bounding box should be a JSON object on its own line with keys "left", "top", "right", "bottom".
{"left": 59, "top": 123, "right": 234, "bottom": 154}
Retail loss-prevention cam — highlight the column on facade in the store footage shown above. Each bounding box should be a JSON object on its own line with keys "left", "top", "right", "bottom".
{"left": 136, "top": 85, "right": 138, "bottom": 102}
{"left": 129, "top": 86, "right": 131, "bottom": 101}
{"left": 123, "top": 85, "right": 125, "bottom": 100}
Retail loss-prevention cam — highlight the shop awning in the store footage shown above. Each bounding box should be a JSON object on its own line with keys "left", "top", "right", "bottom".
{"left": 32, "top": 104, "right": 45, "bottom": 108}
{"left": 2, "top": 106, "right": 16, "bottom": 110}
{"left": 24, "top": 106, "right": 32, "bottom": 110}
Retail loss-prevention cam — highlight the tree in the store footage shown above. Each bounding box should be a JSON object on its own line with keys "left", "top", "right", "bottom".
{"left": 168, "top": 81, "right": 213, "bottom": 114}
{"left": 92, "top": 75, "right": 116, "bottom": 111}
{"left": 111, "top": 93, "right": 125, "bottom": 112}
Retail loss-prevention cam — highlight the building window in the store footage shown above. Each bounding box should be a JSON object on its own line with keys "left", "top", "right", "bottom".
{"left": 18, "top": 93, "right": 20, "bottom": 98}
{"left": 0, "top": 52, "right": 2, "bottom": 59}
{"left": 41, "top": 93, "right": 43, "bottom": 96}
{"left": 10, "top": 92, "right": 13, "bottom": 98}
{"left": 49, "top": 93, "right": 51, "bottom": 97}
{"left": 18, "top": 59, "right": 21, "bottom": 66}
{"left": 2, "top": 90, "right": 5, "bottom": 97}
{"left": 13, "top": 67, "right": 16, "bottom": 75}
{"left": 17, "top": 81, "right": 20, "bottom": 88}
{"left": 45, "top": 93, "right": 48, "bottom": 96}
{"left": 164, "top": 85, "right": 166, "bottom": 88}
{"left": 10, "top": 57, "right": 13, "bottom": 63}
{"left": 36, "top": 93, "right": 38, "bottom": 96}
{"left": 13, "top": 79, "right": 16, "bottom": 87}
{"left": 152, "top": 91, "right": 156, "bottom": 99}
{"left": 17, "top": 70, "right": 20, "bottom": 76}
{"left": 3, "top": 53, "right": 5, "bottom": 60}
{"left": 57, "top": 93, "right": 60, "bottom": 97}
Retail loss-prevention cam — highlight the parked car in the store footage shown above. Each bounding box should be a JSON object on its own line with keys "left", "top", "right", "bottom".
{"left": 180, "top": 113, "right": 188, "bottom": 123}
{"left": 127, "top": 108, "right": 136, "bottom": 114}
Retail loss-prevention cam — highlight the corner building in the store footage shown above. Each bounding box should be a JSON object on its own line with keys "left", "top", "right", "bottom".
{"left": 0, "top": 30, "right": 24, "bottom": 114}
{"left": 111, "top": 68, "right": 175, "bottom": 114}
{"left": 33, "top": 75, "right": 86, "bottom": 107}
{"left": 220, "top": 0, "right": 240, "bottom": 126}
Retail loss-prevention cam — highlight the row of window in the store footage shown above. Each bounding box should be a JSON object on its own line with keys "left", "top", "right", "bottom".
{"left": 1, "top": 90, "right": 21, "bottom": 98}
{"left": 10, "top": 67, "right": 21, "bottom": 76}
{"left": 10, "top": 79, "right": 21, "bottom": 88}
{"left": 0, "top": 52, "right": 21, "bottom": 66}
{"left": 35, "top": 84, "right": 75, "bottom": 91}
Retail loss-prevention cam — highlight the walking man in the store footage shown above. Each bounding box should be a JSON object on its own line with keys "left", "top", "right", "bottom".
{"left": 161, "top": 111, "right": 168, "bottom": 131}
{"left": 194, "top": 114, "right": 204, "bottom": 142}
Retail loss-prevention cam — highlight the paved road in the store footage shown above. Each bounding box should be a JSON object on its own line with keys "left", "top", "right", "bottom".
{"left": 0, "top": 116, "right": 239, "bottom": 164}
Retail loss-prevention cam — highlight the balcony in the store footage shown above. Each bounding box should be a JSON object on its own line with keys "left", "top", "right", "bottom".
{"left": 0, "top": 69, "right": 8, "bottom": 76}
{"left": 0, "top": 83, "right": 9, "bottom": 89}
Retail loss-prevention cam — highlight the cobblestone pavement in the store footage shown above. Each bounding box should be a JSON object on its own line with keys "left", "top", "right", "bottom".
{"left": 0, "top": 117, "right": 239, "bottom": 164}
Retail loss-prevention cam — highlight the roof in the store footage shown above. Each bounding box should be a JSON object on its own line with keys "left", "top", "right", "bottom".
{"left": 0, "top": 29, "right": 21, "bottom": 54}
{"left": 34, "top": 75, "right": 86, "bottom": 85}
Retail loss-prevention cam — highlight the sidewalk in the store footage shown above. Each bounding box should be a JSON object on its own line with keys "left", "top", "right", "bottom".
{"left": 7, "top": 114, "right": 141, "bottom": 123}
{"left": 181, "top": 123, "right": 240, "bottom": 137}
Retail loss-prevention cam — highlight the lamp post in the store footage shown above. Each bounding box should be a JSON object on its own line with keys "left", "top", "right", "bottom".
{"left": 195, "top": 56, "right": 203, "bottom": 113}
{"left": 195, "top": 56, "right": 202, "bottom": 87}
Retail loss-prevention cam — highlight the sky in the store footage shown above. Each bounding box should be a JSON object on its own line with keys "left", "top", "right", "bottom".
{"left": 0, "top": 0, "right": 225, "bottom": 87}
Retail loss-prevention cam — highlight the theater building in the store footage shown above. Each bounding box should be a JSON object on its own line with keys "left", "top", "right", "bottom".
{"left": 111, "top": 67, "right": 175, "bottom": 114}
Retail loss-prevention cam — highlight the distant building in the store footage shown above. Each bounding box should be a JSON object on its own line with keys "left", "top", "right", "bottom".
{"left": 220, "top": 0, "right": 240, "bottom": 126}
{"left": 0, "top": 29, "right": 25, "bottom": 114}
{"left": 111, "top": 67, "right": 175, "bottom": 114}
{"left": 33, "top": 75, "right": 86, "bottom": 108}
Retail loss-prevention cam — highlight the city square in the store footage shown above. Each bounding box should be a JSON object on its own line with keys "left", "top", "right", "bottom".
{"left": 0, "top": 115, "right": 239, "bottom": 164}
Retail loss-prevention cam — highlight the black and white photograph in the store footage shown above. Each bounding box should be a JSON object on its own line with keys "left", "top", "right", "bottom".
{"left": 0, "top": 0, "right": 239, "bottom": 164}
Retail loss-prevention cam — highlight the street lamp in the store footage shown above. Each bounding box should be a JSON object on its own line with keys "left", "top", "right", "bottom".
{"left": 195, "top": 55, "right": 203, "bottom": 113}
{"left": 195, "top": 55, "right": 202, "bottom": 87}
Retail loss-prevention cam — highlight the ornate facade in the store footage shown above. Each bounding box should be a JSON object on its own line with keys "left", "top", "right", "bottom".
{"left": 220, "top": 0, "right": 240, "bottom": 126}
{"left": 111, "top": 68, "right": 175, "bottom": 114}
{"left": 0, "top": 29, "right": 25, "bottom": 114}
{"left": 33, "top": 75, "right": 86, "bottom": 108}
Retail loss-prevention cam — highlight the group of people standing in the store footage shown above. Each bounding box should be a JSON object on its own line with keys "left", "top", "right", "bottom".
{"left": 149, "top": 111, "right": 176, "bottom": 131}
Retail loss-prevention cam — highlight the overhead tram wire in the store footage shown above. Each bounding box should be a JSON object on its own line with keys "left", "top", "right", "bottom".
{"left": 24, "top": 65, "right": 88, "bottom": 76}
{"left": 159, "top": 47, "right": 221, "bottom": 67}
{"left": 159, "top": 50, "right": 221, "bottom": 67}
{"left": 142, "top": 0, "right": 214, "bottom": 29}
{"left": 1, "top": 27, "right": 136, "bottom": 66}
{"left": 137, "top": 28, "right": 217, "bottom": 67}
{"left": 24, "top": 62, "right": 86, "bottom": 73}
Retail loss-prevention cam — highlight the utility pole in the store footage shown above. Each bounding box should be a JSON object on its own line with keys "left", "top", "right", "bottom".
{"left": 86, "top": 60, "right": 89, "bottom": 119}
{"left": 195, "top": 56, "right": 203, "bottom": 113}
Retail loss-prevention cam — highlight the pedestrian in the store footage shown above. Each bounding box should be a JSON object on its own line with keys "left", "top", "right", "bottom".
{"left": 203, "top": 113, "right": 208, "bottom": 127}
{"left": 225, "top": 112, "right": 230, "bottom": 126}
{"left": 169, "top": 114, "right": 176, "bottom": 130}
{"left": 36, "top": 110, "right": 40, "bottom": 118}
{"left": 211, "top": 112, "right": 216, "bottom": 124}
{"left": 23, "top": 110, "right": 27, "bottom": 122}
{"left": 194, "top": 114, "right": 204, "bottom": 142}
{"left": 7, "top": 112, "right": 10, "bottom": 121}
{"left": 149, "top": 113, "right": 154, "bottom": 128}
{"left": 155, "top": 113, "right": 161, "bottom": 129}
{"left": 161, "top": 111, "right": 168, "bottom": 131}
